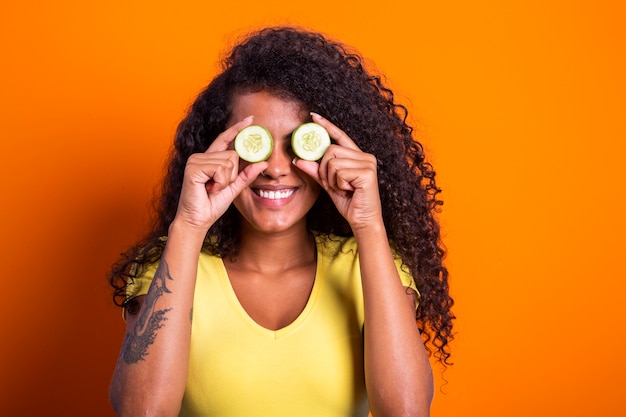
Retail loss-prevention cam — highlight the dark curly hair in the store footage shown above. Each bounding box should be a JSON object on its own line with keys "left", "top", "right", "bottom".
{"left": 109, "top": 26, "right": 454, "bottom": 365}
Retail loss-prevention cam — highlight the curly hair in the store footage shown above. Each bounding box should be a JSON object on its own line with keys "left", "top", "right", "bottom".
{"left": 109, "top": 26, "right": 454, "bottom": 365}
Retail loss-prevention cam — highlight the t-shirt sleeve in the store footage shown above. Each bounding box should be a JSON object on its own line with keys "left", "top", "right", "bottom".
{"left": 332, "top": 234, "right": 420, "bottom": 308}
{"left": 392, "top": 254, "right": 420, "bottom": 307}
{"left": 121, "top": 262, "right": 158, "bottom": 321}
{"left": 126, "top": 262, "right": 158, "bottom": 299}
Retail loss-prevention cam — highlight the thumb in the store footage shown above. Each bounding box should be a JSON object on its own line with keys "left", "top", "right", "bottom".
{"left": 292, "top": 158, "right": 322, "bottom": 185}
{"left": 229, "top": 162, "right": 269, "bottom": 195}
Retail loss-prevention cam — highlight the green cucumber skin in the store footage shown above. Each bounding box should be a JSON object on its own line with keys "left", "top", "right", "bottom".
{"left": 235, "top": 125, "right": 274, "bottom": 163}
{"left": 292, "top": 122, "right": 330, "bottom": 161}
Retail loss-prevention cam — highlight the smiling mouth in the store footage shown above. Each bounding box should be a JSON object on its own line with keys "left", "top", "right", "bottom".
{"left": 254, "top": 189, "right": 295, "bottom": 200}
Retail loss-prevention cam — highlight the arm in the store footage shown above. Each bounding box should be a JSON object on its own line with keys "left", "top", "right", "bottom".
{"left": 109, "top": 117, "right": 268, "bottom": 417}
{"left": 356, "top": 225, "right": 434, "bottom": 417}
{"left": 296, "top": 113, "right": 433, "bottom": 417}
{"left": 109, "top": 223, "right": 206, "bottom": 416}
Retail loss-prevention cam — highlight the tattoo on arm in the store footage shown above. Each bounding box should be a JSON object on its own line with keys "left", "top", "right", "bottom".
{"left": 122, "top": 259, "right": 174, "bottom": 364}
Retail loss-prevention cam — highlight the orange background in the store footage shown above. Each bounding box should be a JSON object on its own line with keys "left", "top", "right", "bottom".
{"left": 1, "top": 1, "right": 625, "bottom": 416}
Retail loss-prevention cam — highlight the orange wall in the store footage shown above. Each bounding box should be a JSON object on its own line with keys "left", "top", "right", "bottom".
{"left": 1, "top": 1, "right": 624, "bottom": 416}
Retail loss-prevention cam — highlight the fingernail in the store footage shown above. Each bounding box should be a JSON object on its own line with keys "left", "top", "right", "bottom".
{"left": 292, "top": 157, "right": 299, "bottom": 165}
{"left": 310, "top": 112, "right": 321, "bottom": 119}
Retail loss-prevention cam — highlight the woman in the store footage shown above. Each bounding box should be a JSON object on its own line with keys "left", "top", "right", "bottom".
{"left": 109, "top": 26, "right": 454, "bottom": 417}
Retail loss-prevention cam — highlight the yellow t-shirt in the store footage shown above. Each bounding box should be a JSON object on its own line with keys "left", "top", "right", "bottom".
{"left": 127, "top": 234, "right": 417, "bottom": 417}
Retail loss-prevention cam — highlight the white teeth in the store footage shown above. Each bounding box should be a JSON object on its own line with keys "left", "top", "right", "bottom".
{"left": 258, "top": 189, "right": 294, "bottom": 200}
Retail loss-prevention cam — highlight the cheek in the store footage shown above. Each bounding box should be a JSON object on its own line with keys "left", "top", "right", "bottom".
{"left": 232, "top": 188, "right": 254, "bottom": 208}
{"left": 306, "top": 182, "right": 323, "bottom": 206}
{"left": 312, "top": 181, "right": 322, "bottom": 198}
{"left": 238, "top": 160, "right": 251, "bottom": 173}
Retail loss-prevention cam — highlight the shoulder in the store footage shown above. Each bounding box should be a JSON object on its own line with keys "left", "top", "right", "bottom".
{"left": 315, "top": 233, "right": 356, "bottom": 253}
{"left": 315, "top": 233, "right": 405, "bottom": 265}
{"left": 315, "top": 232, "right": 418, "bottom": 297}
{"left": 126, "top": 251, "right": 221, "bottom": 298}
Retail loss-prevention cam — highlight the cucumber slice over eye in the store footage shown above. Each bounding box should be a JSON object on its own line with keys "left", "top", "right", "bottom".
{"left": 291, "top": 122, "right": 331, "bottom": 161}
{"left": 234, "top": 125, "right": 274, "bottom": 162}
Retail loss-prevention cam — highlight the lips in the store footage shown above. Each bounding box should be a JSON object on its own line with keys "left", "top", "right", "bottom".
{"left": 253, "top": 188, "right": 296, "bottom": 200}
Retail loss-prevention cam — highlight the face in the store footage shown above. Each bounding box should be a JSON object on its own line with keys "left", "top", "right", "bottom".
{"left": 228, "top": 91, "right": 322, "bottom": 235}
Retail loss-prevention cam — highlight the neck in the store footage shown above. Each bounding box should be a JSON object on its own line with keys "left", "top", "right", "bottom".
{"left": 233, "top": 222, "right": 316, "bottom": 273}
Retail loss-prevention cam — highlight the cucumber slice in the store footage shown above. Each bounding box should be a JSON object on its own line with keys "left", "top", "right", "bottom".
{"left": 291, "top": 122, "right": 331, "bottom": 161}
{"left": 234, "top": 125, "right": 274, "bottom": 162}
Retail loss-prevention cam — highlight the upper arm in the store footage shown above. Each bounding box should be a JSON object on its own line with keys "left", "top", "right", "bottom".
{"left": 405, "top": 286, "right": 419, "bottom": 313}
{"left": 123, "top": 295, "right": 146, "bottom": 330}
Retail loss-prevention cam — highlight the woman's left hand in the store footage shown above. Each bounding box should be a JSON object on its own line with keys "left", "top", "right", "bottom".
{"left": 294, "top": 113, "right": 382, "bottom": 231}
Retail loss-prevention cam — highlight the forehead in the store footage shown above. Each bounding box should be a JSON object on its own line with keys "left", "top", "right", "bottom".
{"left": 228, "top": 91, "right": 308, "bottom": 134}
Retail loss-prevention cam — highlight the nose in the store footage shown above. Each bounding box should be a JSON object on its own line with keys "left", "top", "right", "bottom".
{"left": 262, "top": 141, "right": 292, "bottom": 178}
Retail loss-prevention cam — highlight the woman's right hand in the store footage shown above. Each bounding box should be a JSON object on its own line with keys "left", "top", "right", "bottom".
{"left": 175, "top": 116, "right": 269, "bottom": 231}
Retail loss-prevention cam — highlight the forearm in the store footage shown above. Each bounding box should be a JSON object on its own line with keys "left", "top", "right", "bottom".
{"left": 110, "top": 220, "right": 206, "bottom": 416}
{"left": 354, "top": 223, "right": 434, "bottom": 417}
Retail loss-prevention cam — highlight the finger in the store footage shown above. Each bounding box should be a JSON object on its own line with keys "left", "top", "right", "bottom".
{"left": 210, "top": 162, "right": 237, "bottom": 191}
{"left": 325, "top": 155, "right": 377, "bottom": 192}
{"left": 318, "top": 149, "right": 354, "bottom": 190}
{"left": 228, "top": 161, "right": 269, "bottom": 196}
{"left": 335, "top": 168, "right": 370, "bottom": 192}
{"left": 326, "top": 163, "right": 356, "bottom": 193}
{"left": 184, "top": 154, "right": 237, "bottom": 197}
{"left": 310, "top": 112, "right": 360, "bottom": 151}
{"left": 292, "top": 158, "right": 323, "bottom": 185}
{"left": 188, "top": 152, "right": 239, "bottom": 183}
{"left": 206, "top": 115, "right": 254, "bottom": 153}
